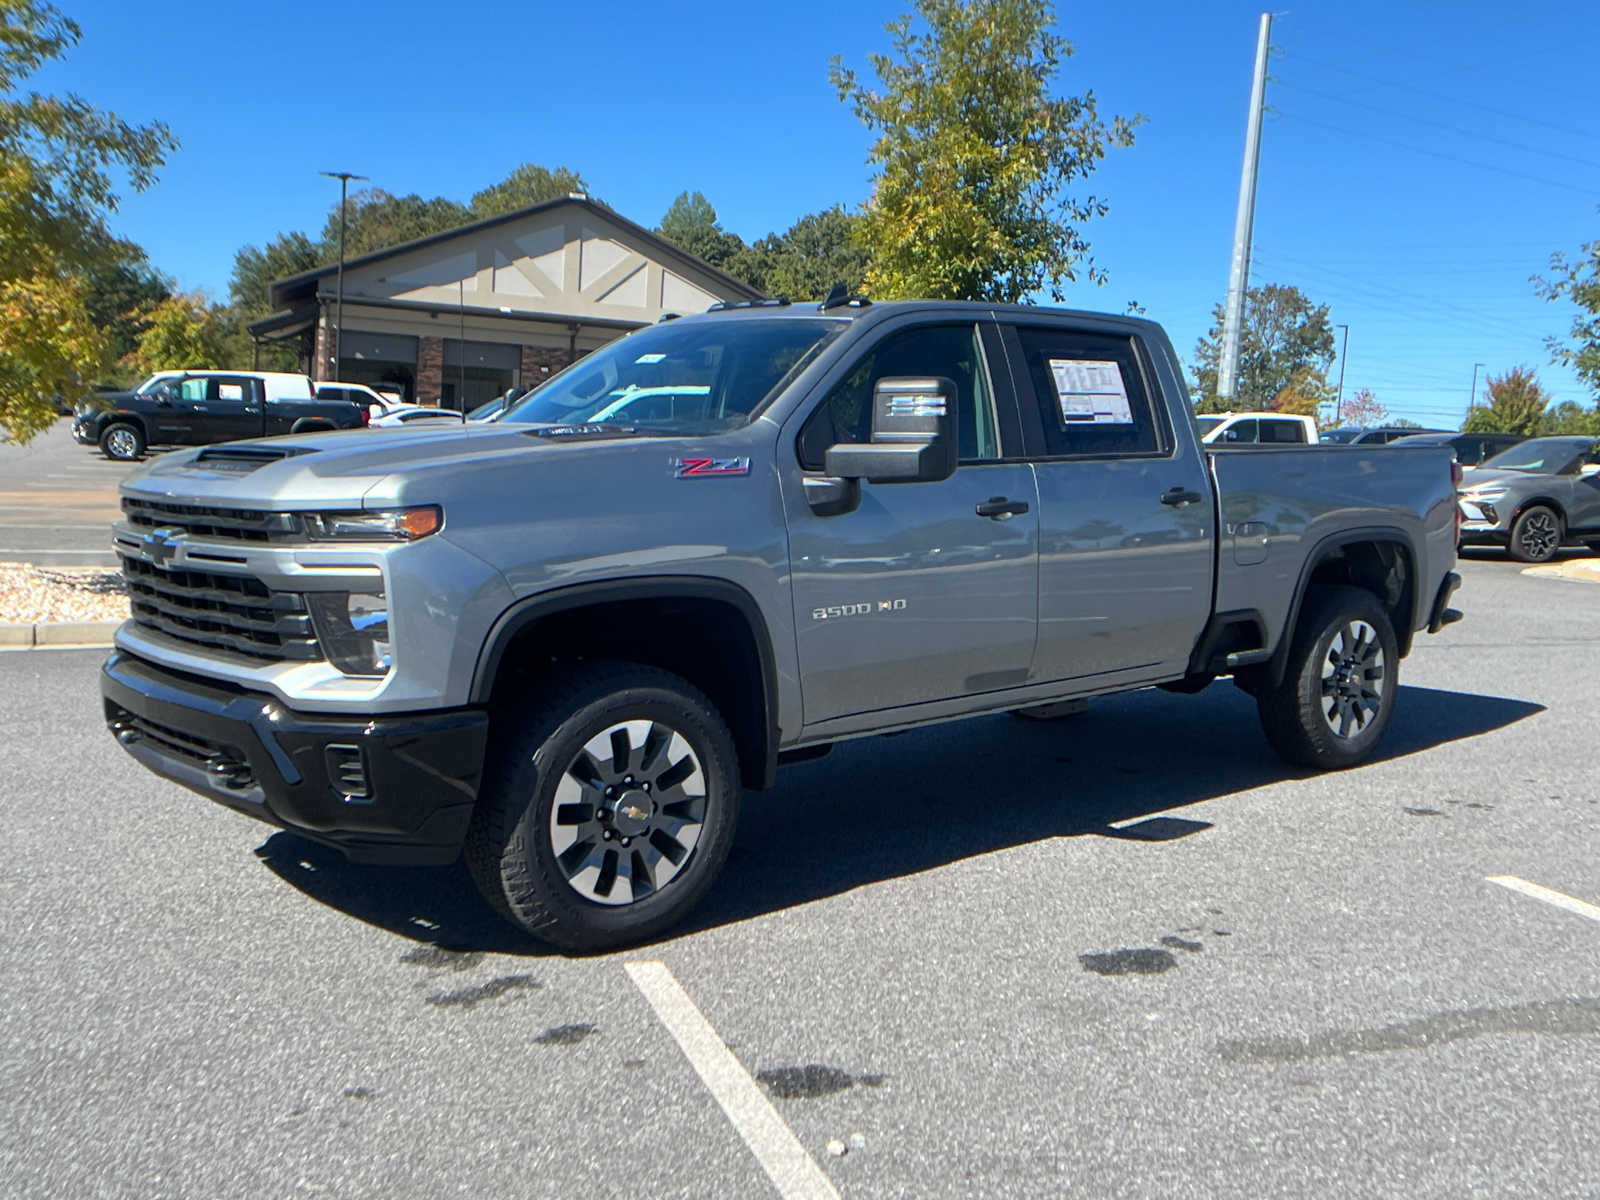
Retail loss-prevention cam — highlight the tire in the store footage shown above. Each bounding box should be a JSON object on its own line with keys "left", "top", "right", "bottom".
{"left": 465, "top": 661, "right": 741, "bottom": 952}
{"left": 99, "top": 422, "right": 145, "bottom": 461}
{"left": 289, "top": 418, "right": 334, "bottom": 435}
{"left": 1257, "top": 585, "right": 1399, "bottom": 771}
{"left": 1508, "top": 505, "right": 1563, "bottom": 563}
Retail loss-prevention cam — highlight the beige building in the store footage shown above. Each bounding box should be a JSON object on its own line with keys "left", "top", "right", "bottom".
{"left": 248, "top": 194, "right": 765, "bottom": 409}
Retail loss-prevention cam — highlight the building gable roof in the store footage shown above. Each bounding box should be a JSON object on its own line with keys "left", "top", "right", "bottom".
{"left": 266, "top": 194, "right": 765, "bottom": 316}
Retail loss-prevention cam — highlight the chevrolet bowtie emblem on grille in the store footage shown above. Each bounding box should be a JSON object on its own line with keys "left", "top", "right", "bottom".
{"left": 142, "top": 527, "right": 182, "bottom": 566}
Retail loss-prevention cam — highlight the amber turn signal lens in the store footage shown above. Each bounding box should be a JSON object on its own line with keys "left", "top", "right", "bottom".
{"left": 398, "top": 506, "right": 442, "bottom": 538}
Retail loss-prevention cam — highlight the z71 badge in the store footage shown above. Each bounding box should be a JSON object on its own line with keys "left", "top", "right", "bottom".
{"left": 675, "top": 457, "right": 751, "bottom": 478}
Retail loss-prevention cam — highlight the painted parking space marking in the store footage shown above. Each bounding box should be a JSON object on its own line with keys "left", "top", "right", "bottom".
{"left": 625, "top": 961, "right": 839, "bottom": 1200}
{"left": 1487, "top": 875, "right": 1600, "bottom": 924}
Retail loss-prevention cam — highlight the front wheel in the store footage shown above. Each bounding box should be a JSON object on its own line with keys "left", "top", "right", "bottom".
{"left": 99, "top": 422, "right": 145, "bottom": 461}
{"left": 465, "top": 662, "right": 741, "bottom": 952}
{"left": 1508, "top": 505, "right": 1563, "bottom": 563}
{"left": 1257, "top": 585, "right": 1399, "bottom": 770}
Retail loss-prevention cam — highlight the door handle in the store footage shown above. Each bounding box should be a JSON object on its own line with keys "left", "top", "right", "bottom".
{"left": 1160, "top": 487, "right": 1204, "bottom": 507}
{"left": 976, "top": 496, "right": 1030, "bottom": 519}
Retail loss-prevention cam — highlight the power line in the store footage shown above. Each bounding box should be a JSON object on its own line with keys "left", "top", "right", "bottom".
{"left": 1275, "top": 81, "right": 1600, "bottom": 171}
{"left": 1283, "top": 51, "right": 1600, "bottom": 145}
{"left": 1276, "top": 111, "right": 1600, "bottom": 197}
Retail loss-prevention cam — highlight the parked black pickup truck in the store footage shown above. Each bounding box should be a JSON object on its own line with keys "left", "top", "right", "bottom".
{"left": 74, "top": 371, "right": 367, "bottom": 461}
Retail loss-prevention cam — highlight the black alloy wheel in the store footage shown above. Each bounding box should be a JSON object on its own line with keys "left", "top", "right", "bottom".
{"left": 1508, "top": 505, "right": 1563, "bottom": 563}
{"left": 465, "top": 661, "right": 741, "bottom": 952}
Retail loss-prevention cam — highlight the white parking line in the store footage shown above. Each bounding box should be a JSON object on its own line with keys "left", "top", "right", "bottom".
{"left": 625, "top": 961, "right": 839, "bottom": 1200}
{"left": 1487, "top": 875, "right": 1600, "bottom": 924}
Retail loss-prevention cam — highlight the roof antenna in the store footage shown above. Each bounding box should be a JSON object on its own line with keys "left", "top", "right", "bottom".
{"left": 820, "top": 284, "right": 848, "bottom": 311}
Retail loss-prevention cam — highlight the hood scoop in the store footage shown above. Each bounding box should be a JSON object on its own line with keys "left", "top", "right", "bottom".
{"left": 192, "top": 445, "right": 319, "bottom": 473}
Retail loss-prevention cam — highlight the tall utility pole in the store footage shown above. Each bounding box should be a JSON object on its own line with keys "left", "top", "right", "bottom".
{"left": 1333, "top": 324, "right": 1350, "bottom": 423}
{"left": 319, "top": 171, "right": 368, "bottom": 383}
{"left": 1217, "top": 13, "right": 1272, "bottom": 401}
{"left": 1469, "top": 362, "right": 1486, "bottom": 411}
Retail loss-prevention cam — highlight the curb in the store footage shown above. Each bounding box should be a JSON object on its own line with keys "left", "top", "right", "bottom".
{"left": 1522, "top": 561, "right": 1600, "bottom": 584}
{"left": 0, "top": 619, "right": 122, "bottom": 648}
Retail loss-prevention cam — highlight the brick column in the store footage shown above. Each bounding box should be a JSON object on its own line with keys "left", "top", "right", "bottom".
{"left": 312, "top": 308, "right": 335, "bottom": 382}
{"left": 416, "top": 336, "right": 444, "bottom": 405}
{"left": 519, "top": 344, "right": 571, "bottom": 389}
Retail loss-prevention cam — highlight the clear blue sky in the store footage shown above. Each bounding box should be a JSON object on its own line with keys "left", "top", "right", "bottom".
{"left": 36, "top": 0, "right": 1600, "bottom": 426}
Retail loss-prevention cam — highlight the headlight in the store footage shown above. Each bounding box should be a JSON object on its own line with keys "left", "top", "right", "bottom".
{"left": 303, "top": 506, "right": 442, "bottom": 541}
{"left": 308, "top": 591, "right": 391, "bottom": 676}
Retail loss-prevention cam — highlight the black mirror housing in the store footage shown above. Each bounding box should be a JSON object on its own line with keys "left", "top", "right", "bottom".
{"left": 822, "top": 375, "right": 957, "bottom": 484}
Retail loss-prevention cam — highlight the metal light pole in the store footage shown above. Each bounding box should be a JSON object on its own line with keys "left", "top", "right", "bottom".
{"left": 319, "top": 171, "right": 368, "bottom": 382}
{"left": 1333, "top": 324, "right": 1349, "bottom": 424}
{"left": 1217, "top": 13, "right": 1273, "bottom": 401}
{"left": 1469, "top": 362, "right": 1486, "bottom": 414}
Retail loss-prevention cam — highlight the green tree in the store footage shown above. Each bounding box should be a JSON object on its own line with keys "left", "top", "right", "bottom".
{"left": 1272, "top": 364, "right": 1334, "bottom": 426}
{"left": 1534, "top": 214, "right": 1600, "bottom": 400}
{"left": 656, "top": 191, "right": 747, "bottom": 268}
{"left": 831, "top": 0, "right": 1138, "bottom": 302}
{"left": 316, "top": 188, "right": 471, "bottom": 261}
{"left": 1541, "top": 400, "right": 1600, "bottom": 436}
{"left": 1462, "top": 365, "right": 1552, "bottom": 435}
{"left": 730, "top": 206, "right": 873, "bottom": 301}
{"left": 1191, "top": 284, "right": 1336, "bottom": 413}
{"left": 470, "top": 162, "right": 589, "bottom": 218}
{"left": 0, "top": 0, "right": 177, "bottom": 441}
{"left": 229, "top": 231, "right": 318, "bottom": 319}
{"left": 82, "top": 240, "right": 171, "bottom": 371}
{"left": 123, "top": 291, "right": 228, "bottom": 376}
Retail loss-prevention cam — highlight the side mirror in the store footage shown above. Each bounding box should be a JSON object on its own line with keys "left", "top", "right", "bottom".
{"left": 823, "top": 376, "right": 958, "bottom": 484}
{"left": 1580, "top": 462, "right": 1600, "bottom": 478}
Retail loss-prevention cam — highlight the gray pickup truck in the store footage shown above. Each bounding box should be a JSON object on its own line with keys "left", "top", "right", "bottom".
{"left": 100, "top": 300, "right": 1463, "bottom": 949}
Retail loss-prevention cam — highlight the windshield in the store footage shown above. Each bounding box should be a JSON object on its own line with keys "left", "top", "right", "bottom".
{"left": 1195, "top": 417, "right": 1223, "bottom": 436}
{"left": 1320, "top": 428, "right": 1363, "bottom": 444}
{"left": 1480, "top": 438, "right": 1591, "bottom": 473}
{"left": 134, "top": 373, "right": 178, "bottom": 395}
{"left": 502, "top": 317, "right": 845, "bottom": 436}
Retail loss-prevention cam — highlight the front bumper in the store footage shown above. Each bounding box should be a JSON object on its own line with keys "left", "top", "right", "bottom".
{"left": 101, "top": 650, "right": 488, "bottom": 865}
{"left": 1458, "top": 497, "right": 1509, "bottom": 544}
{"left": 72, "top": 417, "right": 97, "bottom": 445}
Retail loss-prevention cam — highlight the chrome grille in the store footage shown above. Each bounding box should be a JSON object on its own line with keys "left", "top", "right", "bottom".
{"left": 120, "top": 497, "right": 302, "bottom": 542}
{"left": 120, "top": 555, "right": 321, "bottom": 663}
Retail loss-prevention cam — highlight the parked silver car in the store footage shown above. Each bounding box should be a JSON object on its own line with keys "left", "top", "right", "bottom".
{"left": 1457, "top": 436, "right": 1600, "bottom": 562}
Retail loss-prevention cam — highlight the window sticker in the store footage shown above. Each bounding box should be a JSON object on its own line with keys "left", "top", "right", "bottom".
{"left": 1047, "top": 359, "right": 1133, "bottom": 425}
{"left": 635, "top": 353, "right": 667, "bottom": 364}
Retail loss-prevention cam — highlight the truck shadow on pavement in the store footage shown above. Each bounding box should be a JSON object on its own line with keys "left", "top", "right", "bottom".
{"left": 254, "top": 680, "right": 1542, "bottom": 956}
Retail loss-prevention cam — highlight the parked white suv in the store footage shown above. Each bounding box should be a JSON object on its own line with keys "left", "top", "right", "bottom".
{"left": 1196, "top": 412, "right": 1318, "bottom": 446}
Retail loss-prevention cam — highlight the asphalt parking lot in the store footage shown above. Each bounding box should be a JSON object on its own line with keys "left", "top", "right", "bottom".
{"left": 2, "top": 552, "right": 1597, "bottom": 1198}
{"left": 0, "top": 419, "right": 129, "bottom": 568}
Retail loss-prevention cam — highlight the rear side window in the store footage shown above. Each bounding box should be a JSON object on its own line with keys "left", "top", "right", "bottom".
{"left": 1260, "top": 419, "right": 1306, "bottom": 444}
{"left": 1220, "top": 419, "right": 1258, "bottom": 444}
{"left": 1008, "top": 326, "right": 1162, "bottom": 457}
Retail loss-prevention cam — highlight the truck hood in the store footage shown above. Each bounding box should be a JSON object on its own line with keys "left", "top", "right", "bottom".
{"left": 121, "top": 424, "right": 608, "bottom": 508}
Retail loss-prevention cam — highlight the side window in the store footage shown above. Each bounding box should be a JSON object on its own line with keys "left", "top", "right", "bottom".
{"left": 797, "top": 324, "right": 998, "bottom": 469}
{"left": 1222, "top": 420, "right": 1259, "bottom": 444}
{"left": 178, "top": 378, "right": 207, "bottom": 402}
{"left": 211, "top": 378, "right": 248, "bottom": 403}
{"left": 1261, "top": 419, "right": 1304, "bottom": 444}
{"left": 1008, "top": 326, "right": 1162, "bottom": 457}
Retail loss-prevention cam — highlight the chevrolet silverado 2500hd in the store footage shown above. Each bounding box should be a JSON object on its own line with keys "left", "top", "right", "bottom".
{"left": 100, "top": 300, "right": 1464, "bottom": 950}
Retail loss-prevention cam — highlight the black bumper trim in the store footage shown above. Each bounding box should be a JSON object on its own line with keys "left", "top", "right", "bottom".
{"left": 101, "top": 651, "right": 488, "bottom": 865}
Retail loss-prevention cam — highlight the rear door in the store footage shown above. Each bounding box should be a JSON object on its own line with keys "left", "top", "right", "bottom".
{"left": 998, "top": 321, "right": 1213, "bottom": 685}
{"left": 783, "top": 319, "right": 1039, "bottom": 725}
{"left": 192, "top": 375, "right": 263, "bottom": 443}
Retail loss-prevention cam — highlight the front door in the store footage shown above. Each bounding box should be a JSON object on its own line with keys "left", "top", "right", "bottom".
{"left": 785, "top": 321, "right": 1039, "bottom": 725}
{"left": 999, "top": 322, "right": 1213, "bottom": 685}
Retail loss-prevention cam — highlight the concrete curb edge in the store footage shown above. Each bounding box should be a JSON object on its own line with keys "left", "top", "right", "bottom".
{"left": 0, "top": 619, "right": 122, "bottom": 648}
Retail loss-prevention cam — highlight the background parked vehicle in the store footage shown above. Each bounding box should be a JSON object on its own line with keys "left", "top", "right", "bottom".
{"left": 1387, "top": 430, "right": 1528, "bottom": 466}
{"left": 367, "top": 404, "right": 467, "bottom": 428}
{"left": 315, "top": 383, "right": 395, "bottom": 422}
{"left": 74, "top": 371, "right": 366, "bottom": 461}
{"left": 1320, "top": 425, "right": 1452, "bottom": 445}
{"left": 1195, "top": 412, "right": 1317, "bottom": 445}
{"left": 1457, "top": 436, "right": 1600, "bottom": 562}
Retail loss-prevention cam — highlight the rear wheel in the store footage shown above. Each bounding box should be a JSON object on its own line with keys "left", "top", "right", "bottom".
{"left": 99, "top": 423, "right": 144, "bottom": 461}
{"left": 465, "top": 662, "right": 741, "bottom": 952}
{"left": 1508, "top": 505, "right": 1562, "bottom": 563}
{"left": 1257, "top": 585, "right": 1398, "bottom": 770}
